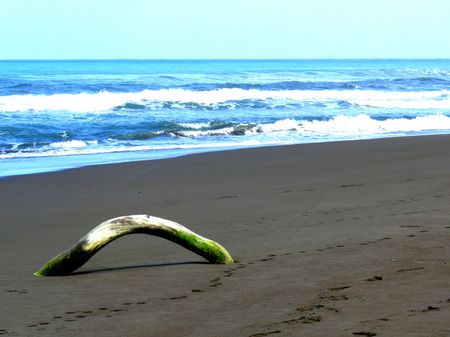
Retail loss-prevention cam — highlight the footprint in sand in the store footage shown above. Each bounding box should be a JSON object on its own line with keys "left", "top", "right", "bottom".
{"left": 352, "top": 332, "right": 377, "bottom": 336}
{"left": 396, "top": 267, "right": 424, "bottom": 273}
{"left": 299, "top": 315, "right": 322, "bottom": 324}
{"left": 341, "top": 184, "right": 364, "bottom": 188}
{"left": 301, "top": 285, "right": 352, "bottom": 310}
{"left": 297, "top": 303, "right": 339, "bottom": 314}
{"left": 223, "top": 268, "right": 235, "bottom": 277}
{"left": 248, "top": 330, "right": 282, "bottom": 337}
{"left": 328, "top": 286, "right": 351, "bottom": 291}
{"left": 282, "top": 315, "right": 323, "bottom": 325}
{"left": 209, "top": 277, "right": 222, "bottom": 287}
{"left": 167, "top": 296, "right": 188, "bottom": 300}
{"left": 422, "top": 306, "right": 439, "bottom": 312}
{"left": 5, "top": 289, "right": 28, "bottom": 294}
{"left": 327, "top": 293, "right": 348, "bottom": 301}
{"left": 365, "top": 276, "right": 383, "bottom": 282}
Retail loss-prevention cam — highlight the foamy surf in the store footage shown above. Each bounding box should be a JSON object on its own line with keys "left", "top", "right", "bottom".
{"left": 2, "top": 114, "right": 450, "bottom": 160}
{"left": 1, "top": 88, "right": 450, "bottom": 112}
{"left": 164, "top": 114, "right": 450, "bottom": 138}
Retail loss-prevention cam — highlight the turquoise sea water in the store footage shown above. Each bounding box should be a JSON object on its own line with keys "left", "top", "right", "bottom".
{"left": 1, "top": 59, "right": 450, "bottom": 177}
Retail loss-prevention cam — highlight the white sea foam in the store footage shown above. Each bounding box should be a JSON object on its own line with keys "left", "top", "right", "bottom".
{"left": 1, "top": 88, "right": 450, "bottom": 112}
{"left": 0, "top": 139, "right": 272, "bottom": 159}
{"left": 177, "top": 122, "right": 212, "bottom": 129}
{"left": 49, "top": 140, "right": 88, "bottom": 148}
{"left": 298, "top": 114, "right": 450, "bottom": 135}
{"left": 174, "top": 113, "right": 450, "bottom": 137}
{"left": 2, "top": 114, "right": 450, "bottom": 159}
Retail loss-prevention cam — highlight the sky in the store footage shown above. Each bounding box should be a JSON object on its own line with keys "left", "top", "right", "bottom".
{"left": 1, "top": 0, "right": 450, "bottom": 59}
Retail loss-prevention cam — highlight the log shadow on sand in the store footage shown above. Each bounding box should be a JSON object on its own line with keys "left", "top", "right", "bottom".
{"left": 70, "top": 261, "right": 209, "bottom": 276}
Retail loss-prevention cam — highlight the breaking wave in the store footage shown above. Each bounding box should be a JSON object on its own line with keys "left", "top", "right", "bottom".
{"left": 170, "top": 113, "right": 450, "bottom": 137}
{"left": 1, "top": 88, "right": 450, "bottom": 112}
{"left": 2, "top": 113, "right": 450, "bottom": 159}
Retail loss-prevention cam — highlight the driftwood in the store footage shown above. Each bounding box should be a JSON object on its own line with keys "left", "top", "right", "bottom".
{"left": 34, "top": 215, "right": 234, "bottom": 276}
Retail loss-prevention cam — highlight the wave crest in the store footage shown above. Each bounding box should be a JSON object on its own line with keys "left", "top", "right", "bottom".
{"left": 2, "top": 114, "right": 450, "bottom": 159}
{"left": 2, "top": 88, "right": 450, "bottom": 112}
{"left": 171, "top": 113, "right": 450, "bottom": 138}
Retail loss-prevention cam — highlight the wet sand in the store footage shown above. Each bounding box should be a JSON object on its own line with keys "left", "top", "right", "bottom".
{"left": 1, "top": 135, "right": 450, "bottom": 337}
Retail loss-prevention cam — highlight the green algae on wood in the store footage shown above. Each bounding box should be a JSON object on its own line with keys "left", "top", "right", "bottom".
{"left": 34, "top": 214, "right": 234, "bottom": 276}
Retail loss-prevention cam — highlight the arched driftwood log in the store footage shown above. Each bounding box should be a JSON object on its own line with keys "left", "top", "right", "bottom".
{"left": 34, "top": 215, "right": 234, "bottom": 276}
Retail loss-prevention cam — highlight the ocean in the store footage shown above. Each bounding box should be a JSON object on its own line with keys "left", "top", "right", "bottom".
{"left": 1, "top": 59, "right": 450, "bottom": 178}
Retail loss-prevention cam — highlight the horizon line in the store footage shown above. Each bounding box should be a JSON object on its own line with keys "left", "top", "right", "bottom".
{"left": 1, "top": 57, "right": 450, "bottom": 62}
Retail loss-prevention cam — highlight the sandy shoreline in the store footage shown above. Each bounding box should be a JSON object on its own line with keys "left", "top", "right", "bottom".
{"left": 1, "top": 135, "right": 450, "bottom": 336}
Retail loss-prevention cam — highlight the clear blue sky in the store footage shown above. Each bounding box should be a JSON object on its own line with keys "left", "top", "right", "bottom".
{"left": 1, "top": 0, "right": 450, "bottom": 59}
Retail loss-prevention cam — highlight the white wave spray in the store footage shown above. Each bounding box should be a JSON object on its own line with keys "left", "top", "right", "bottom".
{"left": 3, "top": 113, "right": 450, "bottom": 159}
{"left": 1, "top": 89, "right": 450, "bottom": 112}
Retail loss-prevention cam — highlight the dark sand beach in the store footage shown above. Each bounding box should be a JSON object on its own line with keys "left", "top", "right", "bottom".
{"left": 1, "top": 135, "right": 450, "bottom": 337}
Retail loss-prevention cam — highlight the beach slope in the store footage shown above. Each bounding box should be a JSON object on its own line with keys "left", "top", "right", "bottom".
{"left": 1, "top": 135, "right": 450, "bottom": 336}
